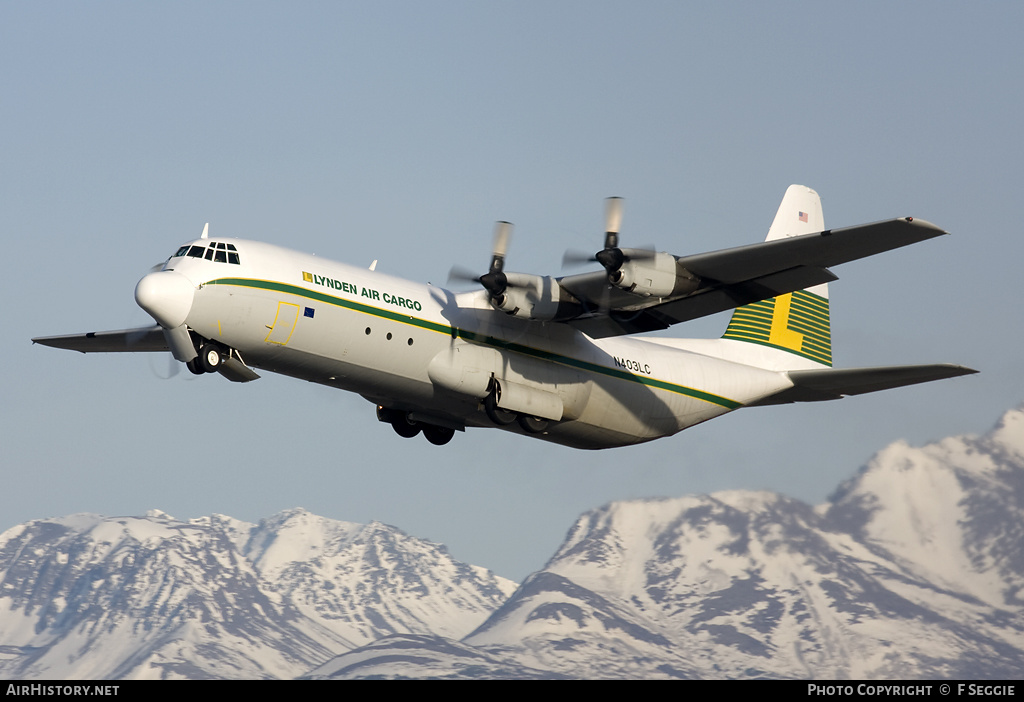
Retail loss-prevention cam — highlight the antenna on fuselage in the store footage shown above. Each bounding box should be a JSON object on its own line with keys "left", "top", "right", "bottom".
{"left": 201, "top": 223, "right": 209, "bottom": 239}
{"left": 369, "top": 260, "right": 378, "bottom": 271}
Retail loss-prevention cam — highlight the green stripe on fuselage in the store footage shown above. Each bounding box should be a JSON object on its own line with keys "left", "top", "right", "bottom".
{"left": 207, "top": 277, "right": 743, "bottom": 410}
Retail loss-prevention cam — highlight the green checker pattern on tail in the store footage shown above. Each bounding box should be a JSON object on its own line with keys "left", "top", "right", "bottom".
{"left": 722, "top": 289, "right": 832, "bottom": 366}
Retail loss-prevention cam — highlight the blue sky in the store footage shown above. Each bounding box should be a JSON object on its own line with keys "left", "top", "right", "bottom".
{"left": 3, "top": 1, "right": 1022, "bottom": 581}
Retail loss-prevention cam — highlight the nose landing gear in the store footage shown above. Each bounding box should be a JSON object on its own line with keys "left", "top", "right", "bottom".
{"left": 187, "top": 340, "right": 228, "bottom": 375}
{"left": 198, "top": 342, "right": 224, "bottom": 373}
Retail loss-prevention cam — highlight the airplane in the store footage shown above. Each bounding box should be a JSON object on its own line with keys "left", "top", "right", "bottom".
{"left": 33, "top": 185, "right": 976, "bottom": 449}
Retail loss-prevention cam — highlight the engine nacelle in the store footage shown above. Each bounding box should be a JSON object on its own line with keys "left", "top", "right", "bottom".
{"left": 491, "top": 273, "right": 580, "bottom": 321}
{"left": 610, "top": 250, "right": 699, "bottom": 298}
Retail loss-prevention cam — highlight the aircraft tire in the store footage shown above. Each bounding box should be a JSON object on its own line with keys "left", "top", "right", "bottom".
{"left": 186, "top": 358, "right": 205, "bottom": 375}
{"left": 199, "top": 343, "right": 223, "bottom": 373}
{"left": 423, "top": 425, "right": 455, "bottom": 446}
{"left": 391, "top": 413, "right": 421, "bottom": 438}
{"left": 518, "top": 415, "right": 550, "bottom": 433}
{"left": 483, "top": 392, "right": 517, "bottom": 426}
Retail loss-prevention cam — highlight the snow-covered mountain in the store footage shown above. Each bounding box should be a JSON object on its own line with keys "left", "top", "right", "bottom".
{"left": 3, "top": 407, "right": 1024, "bottom": 679}
{"left": 309, "top": 406, "right": 1024, "bottom": 679}
{"left": 0, "top": 509, "right": 516, "bottom": 679}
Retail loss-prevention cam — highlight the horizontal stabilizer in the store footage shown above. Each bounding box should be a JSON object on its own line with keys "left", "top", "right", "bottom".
{"left": 752, "top": 364, "right": 978, "bottom": 405}
{"left": 32, "top": 326, "right": 168, "bottom": 353}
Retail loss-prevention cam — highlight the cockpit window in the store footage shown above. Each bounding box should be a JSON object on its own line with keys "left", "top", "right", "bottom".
{"left": 177, "top": 242, "right": 242, "bottom": 264}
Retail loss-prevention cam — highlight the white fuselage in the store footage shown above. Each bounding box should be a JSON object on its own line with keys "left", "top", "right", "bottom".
{"left": 161, "top": 237, "right": 794, "bottom": 449}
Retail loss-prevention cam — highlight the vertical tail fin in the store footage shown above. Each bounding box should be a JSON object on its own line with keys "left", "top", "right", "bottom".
{"left": 721, "top": 185, "right": 832, "bottom": 367}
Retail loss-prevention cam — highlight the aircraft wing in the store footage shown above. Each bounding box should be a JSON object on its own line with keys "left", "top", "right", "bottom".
{"left": 750, "top": 364, "right": 979, "bottom": 405}
{"left": 558, "top": 217, "right": 946, "bottom": 338}
{"left": 32, "top": 325, "right": 169, "bottom": 353}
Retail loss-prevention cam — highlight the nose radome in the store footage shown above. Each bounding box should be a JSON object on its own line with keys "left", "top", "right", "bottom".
{"left": 135, "top": 271, "right": 195, "bottom": 329}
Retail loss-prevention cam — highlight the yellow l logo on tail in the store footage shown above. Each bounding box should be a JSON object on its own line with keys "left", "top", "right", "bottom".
{"left": 768, "top": 293, "right": 805, "bottom": 351}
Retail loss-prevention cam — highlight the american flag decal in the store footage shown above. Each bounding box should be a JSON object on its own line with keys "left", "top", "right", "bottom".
{"left": 798, "top": 211, "right": 809, "bottom": 223}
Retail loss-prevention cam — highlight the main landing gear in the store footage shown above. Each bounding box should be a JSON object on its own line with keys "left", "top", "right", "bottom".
{"left": 376, "top": 384, "right": 557, "bottom": 447}
{"left": 377, "top": 406, "right": 456, "bottom": 446}
{"left": 483, "top": 385, "right": 551, "bottom": 434}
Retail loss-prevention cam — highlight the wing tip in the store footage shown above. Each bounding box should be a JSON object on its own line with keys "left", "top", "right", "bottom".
{"left": 903, "top": 217, "right": 949, "bottom": 237}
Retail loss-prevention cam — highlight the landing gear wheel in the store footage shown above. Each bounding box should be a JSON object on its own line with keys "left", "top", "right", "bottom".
{"left": 199, "top": 343, "right": 224, "bottom": 373}
{"left": 186, "top": 358, "right": 205, "bottom": 375}
{"left": 518, "top": 415, "right": 550, "bottom": 434}
{"left": 390, "top": 413, "right": 421, "bottom": 438}
{"left": 484, "top": 391, "right": 517, "bottom": 426}
{"left": 422, "top": 425, "right": 455, "bottom": 446}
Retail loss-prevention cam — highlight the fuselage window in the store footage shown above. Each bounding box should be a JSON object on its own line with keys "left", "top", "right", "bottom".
{"left": 214, "top": 249, "right": 227, "bottom": 263}
{"left": 174, "top": 246, "right": 189, "bottom": 258}
{"left": 228, "top": 252, "right": 240, "bottom": 264}
{"left": 205, "top": 248, "right": 215, "bottom": 261}
{"left": 187, "top": 246, "right": 205, "bottom": 258}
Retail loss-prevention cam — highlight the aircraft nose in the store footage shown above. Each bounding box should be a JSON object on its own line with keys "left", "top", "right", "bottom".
{"left": 135, "top": 271, "right": 195, "bottom": 329}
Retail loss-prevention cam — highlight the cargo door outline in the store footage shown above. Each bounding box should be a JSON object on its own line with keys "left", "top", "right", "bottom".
{"left": 265, "top": 302, "right": 300, "bottom": 345}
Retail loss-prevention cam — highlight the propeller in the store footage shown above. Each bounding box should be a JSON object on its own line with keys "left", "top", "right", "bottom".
{"left": 448, "top": 221, "right": 513, "bottom": 301}
{"left": 124, "top": 314, "right": 184, "bottom": 380}
{"left": 561, "top": 197, "right": 624, "bottom": 269}
{"left": 148, "top": 352, "right": 182, "bottom": 379}
{"left": 563, "top": 197, "right": 661, "bottom": 283}
{"left": 595, "top": 196, "right": 632, "bottom": 278}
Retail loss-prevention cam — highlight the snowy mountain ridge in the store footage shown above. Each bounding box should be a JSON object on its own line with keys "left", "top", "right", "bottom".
{"left": 2, "top": 406, "right": 1024, "bottom": 679}
{"left": 0, "top": 507, "right": 515, "bottom": 679}
{"left": 314, "top": 405, "right": 1024, "bottom": 679}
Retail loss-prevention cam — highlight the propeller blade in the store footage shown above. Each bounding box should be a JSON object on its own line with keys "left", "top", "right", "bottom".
{"left": 604, "top": 197, "right": 623, "bottom": 249}
{"left": 489, "top": 221, "right": 512, "bottom": 274}
{"left": 561, "top": 248, "right": 597, "bottom": 269}
{"left": 477, "top": 221, "right": 513, "bottom": 297}
{"left": 447, "top": 265, "right": 481, "bottom": 287}
{"left": 448, "top": 221, "right": 513, "bottom": 298}
{"left": 623, "top": 245, "right": 659, "bottom": 261}
{"left": 600, "top": 279, "right": 613, "bottom": 314}
{"left": 162, "top": 324, "right": 198, "bottom": 363}
{"left": 148, "top": 352, "right": 181, "bottom": 380}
